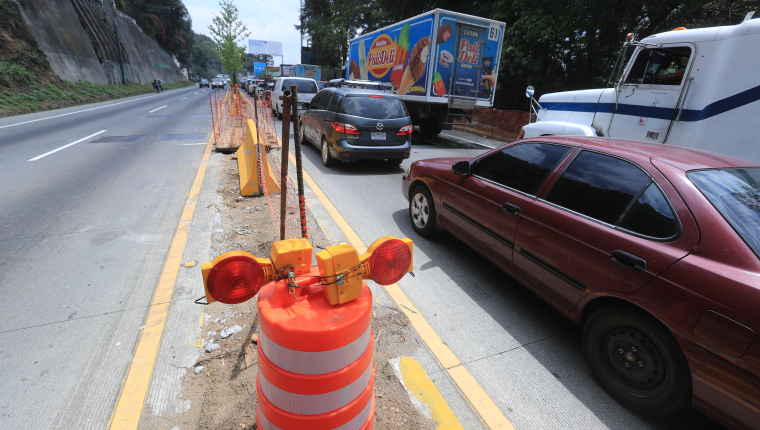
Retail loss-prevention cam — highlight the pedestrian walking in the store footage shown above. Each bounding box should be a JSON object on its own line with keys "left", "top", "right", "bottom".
{"left": 152, "top": 79, "right": 158, "bottom": 93}
{"left": 157, "top": 79, "right": 163, "bottom": 94}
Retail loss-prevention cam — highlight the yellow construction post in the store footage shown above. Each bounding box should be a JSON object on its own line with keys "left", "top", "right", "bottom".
{"left": 237, "top": 119, "right": 261, "bottom": 196}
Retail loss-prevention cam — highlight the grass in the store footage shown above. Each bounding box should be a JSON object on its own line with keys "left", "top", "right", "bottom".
{"left": 0, "top": 67, "right": 195, "bottom": 118}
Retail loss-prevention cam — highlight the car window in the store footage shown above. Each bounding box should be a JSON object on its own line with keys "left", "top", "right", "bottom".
{"left": 625, "top": 47, "right": 691, "bottom": 86}
{"left": 309, "top": 92, "right": 322, "bottom": 109}
{"left": 318, "top": 92, "right": 333, "bottom": 110}
{"left": 546, "top": 151, "right": 651, "bottom": 225}
{"left": 472, "top": 143, "right": 573, "bottom": 195}
{"left": 328, "top": 94, "right": 342, "bottom": 113}
{"left": 689, "top": 168, "right": 760, "bottom": 258}
{"left": 282, "top": 79, "right": 318, "bottom": 94}
{"left": 617, "top": 183, "right": 678, "bottom": 238}
{"left": 341, "top": 96, "right": 407, "bottom": 119}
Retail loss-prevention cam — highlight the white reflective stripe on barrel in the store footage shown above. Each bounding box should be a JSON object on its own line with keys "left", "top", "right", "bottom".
{"left": 334, "top": 396, "right": 373, "bottom": 430}
{"left": 258, "top": 363, "right": 372, "bottom": 415}
{"left": 257, "top": 407, "right": 282, "bottom": 430}
{"left": 257, "top": 398, "right": 373, "bottom": 430}
{"left": 259, "top": 326, "right": 371, "bottom": 375}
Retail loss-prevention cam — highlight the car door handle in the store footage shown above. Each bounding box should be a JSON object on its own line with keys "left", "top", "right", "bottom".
{"left": 609, "top": 250, "right": 646, "bottom": 272}
{"left": 501, "top": 202, "right": 521, "bottom": 216}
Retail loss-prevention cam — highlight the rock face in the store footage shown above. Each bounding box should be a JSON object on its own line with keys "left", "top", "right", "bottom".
{"left": 13, "top": 0, "right": 185, "bottom": 85}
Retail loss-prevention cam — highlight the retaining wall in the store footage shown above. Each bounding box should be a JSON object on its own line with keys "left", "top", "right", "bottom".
{"left": 13, "top": 0, "right": 185, "bottom": 85}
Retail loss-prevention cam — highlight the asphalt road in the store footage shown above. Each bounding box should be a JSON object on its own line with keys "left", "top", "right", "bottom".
{"left": 0, "top": 85, "right": 213, "bottom": 429}
{"left": 271, "top": 114, "right": 724, "bottom": 430}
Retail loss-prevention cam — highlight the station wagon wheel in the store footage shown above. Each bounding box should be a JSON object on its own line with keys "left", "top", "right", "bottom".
{"left": 409, "top": 186, "right": 437, "bottom": 237}
{"left": 388, "top": 158, "right": 403, "bottom": 166}
{"left": 583, "top": 307, "right": 692, "bottom": 416}
{"left": 321, "top": 138, "right": 336, "bottom": 167}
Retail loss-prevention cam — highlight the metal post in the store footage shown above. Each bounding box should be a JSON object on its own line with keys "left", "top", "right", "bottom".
{"left": 290, "top": 85, "right": 307, "bottom": 239}
{"left": 111, "top": 1, "right": 127, "bottom": 85}
{"left": 280, "top": 90, "right": 292, "bottom": 240}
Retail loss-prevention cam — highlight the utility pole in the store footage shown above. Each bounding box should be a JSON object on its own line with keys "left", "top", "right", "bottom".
{"left": 300, "top": 0, "right": 304, "bottom": 63}
{"left": 111, "top": 0, "right": 127, "bottom": 85}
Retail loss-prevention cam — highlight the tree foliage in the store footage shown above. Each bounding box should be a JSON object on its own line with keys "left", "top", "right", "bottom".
{"left": 299, "top": 0, "right": 759, "bottom": 109}
{"left": 208, "top": 0, "right": 250, "bottom": 85}
{"left": 193, "top": 33, "right": 222, "bottom": 78}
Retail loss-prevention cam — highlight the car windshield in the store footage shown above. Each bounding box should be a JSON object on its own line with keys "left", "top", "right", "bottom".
{"left": 281, "top": 79, "right": 318, "bottom": 93}
{"left": 689, "top": 167, "right": 760, "bottom": 258}
{"left": 340, "top": 96, "right": 408, "bottom": 119}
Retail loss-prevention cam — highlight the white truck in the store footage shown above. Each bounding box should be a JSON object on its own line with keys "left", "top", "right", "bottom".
{"left": 521, "top": 15, "right": 760, "bottom": 163}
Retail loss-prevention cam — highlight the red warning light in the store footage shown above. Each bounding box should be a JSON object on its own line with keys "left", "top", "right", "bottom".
{"left": 368, "top": 239, "right": 412, "bottom": 285}
{"left": 207, "top": 256, "right": 266, "bottom": 304}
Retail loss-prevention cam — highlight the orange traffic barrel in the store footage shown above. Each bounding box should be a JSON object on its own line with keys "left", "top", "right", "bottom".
{"left": 257, "top": 266, "right": 374, "bottom": 429}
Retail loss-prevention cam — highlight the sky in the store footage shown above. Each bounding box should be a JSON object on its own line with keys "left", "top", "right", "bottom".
{"left": 184, "top": 0, "right": 303, "bottom": 66}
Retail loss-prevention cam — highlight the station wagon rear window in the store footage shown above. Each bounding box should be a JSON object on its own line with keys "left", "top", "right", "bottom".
{"left": 281, "top": 79, "right": 318, "bottom": 94}
{"left": 689, "top": 168, "right": 760, "bottom": 258}
{"left": 341, "top": 97, "right": 408, "bottom": 119}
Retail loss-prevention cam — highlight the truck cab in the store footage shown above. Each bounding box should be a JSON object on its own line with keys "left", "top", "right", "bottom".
{"left": 522, "top": 17, "right": 760, "bottom": 163}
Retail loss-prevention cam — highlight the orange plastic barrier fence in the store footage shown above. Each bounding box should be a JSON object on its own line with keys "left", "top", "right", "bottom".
{"left": 256, "top": 267, "right": 375, "bottom": 429}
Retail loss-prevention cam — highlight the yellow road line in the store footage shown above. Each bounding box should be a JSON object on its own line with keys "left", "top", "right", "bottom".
{"left": 108, "top": 135, "right": 214, "bottom": 430}
{"left": 291, "top": 149, "right": 514, "bottom": 430}
{"left": 399, "top": 356, "right": 465, "bottom": 430}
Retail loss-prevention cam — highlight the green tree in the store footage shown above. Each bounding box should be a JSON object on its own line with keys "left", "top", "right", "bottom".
{"left": 208, "top": 0, "right": 250, "bottom": 85}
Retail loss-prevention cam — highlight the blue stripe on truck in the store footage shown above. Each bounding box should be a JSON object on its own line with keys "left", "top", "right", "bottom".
{"left": 540, "top": 83, "right": 760, "bottom": 122}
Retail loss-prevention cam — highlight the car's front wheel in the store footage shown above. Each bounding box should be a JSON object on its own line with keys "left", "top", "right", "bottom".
{"left": 583, "top": 307, "right": 692, "bottom": 416}
{"left": 409, "top": 186, "right": 437, "bottom": 237}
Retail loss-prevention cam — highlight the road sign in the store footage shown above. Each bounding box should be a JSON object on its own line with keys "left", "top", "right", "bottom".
{"left": 137, "top": 4, "right": 171, "bottom": 14}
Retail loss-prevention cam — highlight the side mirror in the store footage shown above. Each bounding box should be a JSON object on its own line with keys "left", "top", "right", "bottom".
{"left": 452, "top": 161, "right": 470, "bottom": 176}
{"left": 302, "top": 103, "right": 310, "bottom": 110}
{"left": 526, "top": 85, "right": 535, "bottom": 98}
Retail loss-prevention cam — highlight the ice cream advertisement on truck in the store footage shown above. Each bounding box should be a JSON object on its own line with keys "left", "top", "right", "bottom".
{"left": 347, "top": 10, "right": 504, "bottom": 105}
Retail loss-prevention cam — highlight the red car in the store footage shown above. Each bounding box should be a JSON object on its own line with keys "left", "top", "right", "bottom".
{"left": 402, "top": 136, "right": 760, "bottom": 429}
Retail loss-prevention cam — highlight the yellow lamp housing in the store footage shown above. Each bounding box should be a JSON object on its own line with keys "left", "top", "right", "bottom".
{"left": 270, "top": 238, "right": 313, "bottom": 276}
{"left": 201, "top": 251, "right": 275, "bottom": 304}
{"left": 317, "top": 236, "right": 414, "bottom": 306}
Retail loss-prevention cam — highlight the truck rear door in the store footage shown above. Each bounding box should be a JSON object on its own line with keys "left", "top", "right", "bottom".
{"left": 450, "top": 24, "right": 486, "bottom": 101}
{"left": 608, "top": 43, "right": 695, "bottom": 143}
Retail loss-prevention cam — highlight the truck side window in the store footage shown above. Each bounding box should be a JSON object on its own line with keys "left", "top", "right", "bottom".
{"left": 624, "top": 47, "right": 691, "bottom": 86}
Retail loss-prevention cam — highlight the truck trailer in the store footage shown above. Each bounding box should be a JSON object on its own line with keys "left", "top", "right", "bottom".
{"left": 346, "top": 9, "right": 505, "bottom": 135}
{"left": 521, "top": 16, "right": 760, "bottom": 163}
{"left": 280, "top": 64, "right": 322, "bottom": 81}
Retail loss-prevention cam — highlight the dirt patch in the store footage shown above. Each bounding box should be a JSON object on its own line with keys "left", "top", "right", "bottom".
{"left": 139, "top": 153, "right": 438, "bottom": 429}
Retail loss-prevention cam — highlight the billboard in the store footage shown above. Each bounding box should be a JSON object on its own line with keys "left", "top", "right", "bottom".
{"left": 254, "top": 62, "right": 266, "bottom": 75}
{"left": 249, "top": 40, "right": 283, "bottom": 56}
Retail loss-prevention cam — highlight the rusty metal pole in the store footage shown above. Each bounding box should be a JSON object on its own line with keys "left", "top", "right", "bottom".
{"left": 253, "top": 87, "right": 259, "bottom": 125}
{"left": 290, "top": 85, "right": 308, "bottom": 239}
{"left": 280, "top": 90, "right": 292, "bottom": 240}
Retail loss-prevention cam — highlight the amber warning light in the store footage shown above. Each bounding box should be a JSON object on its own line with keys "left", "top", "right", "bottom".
{"left": 199, "top": 237, "right": 413, "bottom": 305}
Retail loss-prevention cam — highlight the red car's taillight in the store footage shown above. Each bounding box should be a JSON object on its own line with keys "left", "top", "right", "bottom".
{"left": 331, "top": 122, "right": 361, "bottom": 135}
{"left": 397, "top": 125, "right": 413, "bottom": 136}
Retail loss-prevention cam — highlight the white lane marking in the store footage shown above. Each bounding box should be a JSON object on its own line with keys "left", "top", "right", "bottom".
{"left": 439, "top": 133, "right": 496, "bottom": 149}
{"left": 28, "top": 130, "right": 107, "bottom": 161}
{"left": 180, "top": 97, "right": 188, "bottom": 100}
{"left": 0, "top": 87, "right": 195, "bottom": 130}
{"left": 149, "top": 105, "right": 167, "bottom": 113}
{"left": 180, "top": 142, "right": 207, "bottom": 145}
{"left": 194, "top": 92, "right": 199, "bottom": 95}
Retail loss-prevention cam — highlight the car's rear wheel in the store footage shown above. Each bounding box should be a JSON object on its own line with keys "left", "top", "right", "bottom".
{"left": 321, "top": 138, "right": 336, "bottom": 167}
{"left": 409, "top": 186, "right": 437, "bottom": 237}
{"left": 388, "top": 158, "right": 403, "bottom": 166}
{"left": 277, "top": 104, "right": 283, "bottom": 120}
{"left": 583, "top": 307, "right": 692, "bottom": 416}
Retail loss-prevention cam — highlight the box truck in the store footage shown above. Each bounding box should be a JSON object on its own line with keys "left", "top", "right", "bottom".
{"left": 345, "top": 9, "right": 505, "bottom": 135}
{"left": 280, "top": 64, "right": 322, "bottom": 81}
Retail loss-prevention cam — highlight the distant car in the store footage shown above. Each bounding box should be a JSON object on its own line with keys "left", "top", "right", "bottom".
{"left": 402, "top": 136, "right": 760, "bottom": 429}
{"left": 211, "top": 78, "right": 225, "bottom": 90}
{"left": 199, "top": 78, "right": 209, "bottom": 88}
{"left": 271, "top": 77, "right": 319, "bottom": 120}
{"left": 317, "top": 81, "right": 327, "bottom": 90}
{"left": 299, "top": 87, "right": 412, "bottom": 167}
